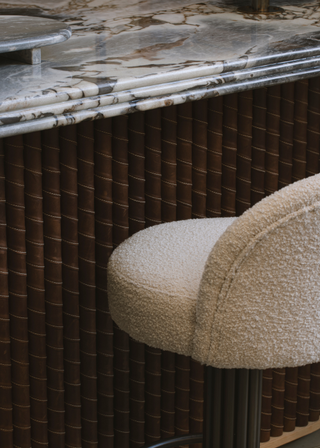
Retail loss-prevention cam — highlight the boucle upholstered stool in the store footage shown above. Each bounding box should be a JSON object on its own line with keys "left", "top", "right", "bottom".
{"left": 107, "top": 174, "right": 320, "bottom": 448}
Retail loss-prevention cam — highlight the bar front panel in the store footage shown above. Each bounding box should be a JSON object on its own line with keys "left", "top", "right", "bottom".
{"left": 1, "top": 77, "right": 320, "bottom": 448}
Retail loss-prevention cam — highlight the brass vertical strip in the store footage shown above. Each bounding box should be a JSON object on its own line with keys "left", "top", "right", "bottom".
{"left": 292, "top": 79, "right": 308, "bottom": 182}
{"left": 207, "top": 97, "right": 223, "bottom": 217}
{"left": 59, "top": 125, "right": 81, "bottom": 448}
{"left": 128, "top": 112, "right": 146, "bottom": 448}
{"left": 93, "top": 118, "right": 114, "bottom": 447}
{"left": 271, "top": 369, "right": 286, "bottom": 437}
{"left": 177, "top": 103, "right": 193, "bottom": 220}
{"left": 251, "top": 88, "right": 267, "bottom": 206}
{"left": 284, "top": 368, "right": 298, "bottom": 432}
{"left": 5, "top": 135, "right": 31, "bottom": 448}
{"left": 42, "top": 128, "right": 65, "bottom": 447}
{"left": 112, "top": 115, "right": 130, "bottom": 448}
{"left": 161, "top": 106, "right": 177, "bottom": 223}
{"left": 265, "top": 85, "right": 281, "bottom": 196}
{"left": 189, "top": 361, "right": 204, "bottom": 448}
{"left": 192, "top": 99, "right": 208, "bottom": 218}
{"left": 279, "top": 83, "right": 295, "bottom": 188}
{"left": 24, "top": 132, "right": 48, "bottom": 448}
{"left": 306, "top": 77, "right": 320, "bottom": 177}
{"left": 309, "top": 363, "right": 320, "bottom": 422}
{"left": 222, "top": 94, "right": 238, "bottom": 216}
{"left": 296, "top": 365, "right": 311, "bottom": 427}
{"left": 252, "top": 0, "right": 269, "bottom": 12}
{"left": 236, "top": 91, "right": 253, "bottom": 215}
{"left": 0, "top": 138, "right": 13, "bottom": 448}
{"left": 76, "top": 122, "right": 98, "bottom": 448}
{"left": 260, "top": 369, "right": 273, "bottom": 443}
{"left": 175, "top": 355, "right": 190, "bottom": 446}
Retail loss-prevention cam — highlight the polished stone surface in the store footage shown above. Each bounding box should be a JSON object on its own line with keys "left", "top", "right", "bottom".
{"left": 2, "top": 0, "right": 320, "bottom": 135}
{"left": 0, "top": 15, "right": 71, "bottom": 54}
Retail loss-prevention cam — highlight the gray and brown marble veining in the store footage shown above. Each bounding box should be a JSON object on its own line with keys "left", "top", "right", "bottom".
{"left": 2, "top": 0, "right": 320, "bottom": 135}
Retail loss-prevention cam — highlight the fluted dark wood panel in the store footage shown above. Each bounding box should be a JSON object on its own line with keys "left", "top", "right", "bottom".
{"left": 128, "top": 112, "right": 146, "bottom": 448}
{"left": 222, "top": 93, "right": 238, "bottom": 216}
{"left": 24, "top": 132, "right": 48, "bottom": 448}
{"left": 0, "top": 138, "right": 13, "bottom": 448}
{"left": 5, "top": 136, "right": 31, "bottom": 448}
{"left": 207, "top": 97, "right": 223, "bottom": 217}
{"left": 42, "top": 128, "right": 65, "bottom": 448}
{"left": 60, "top": 125, "right": 82, "bottom": 448}
{"left": 77, "top": 122, "right": 98, "bottom": 448}
{"left": 112, "top": 115, "right": 130, "bottom": 448}
{"left": 236, "top": 90, "right": 253, "bottom": 215}
{"left": 1, "top": 79, "right": 320, "bottom": 448}
{"left": 94, "top": 118, "right": 114, "bottom": 448}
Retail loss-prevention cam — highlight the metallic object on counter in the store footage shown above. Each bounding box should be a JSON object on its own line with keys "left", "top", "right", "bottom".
{"left": 0, "top": 15, "right": 72, "bottom": 65}
{"left": 252, "top": 0, "right": 269, "bottom": 12}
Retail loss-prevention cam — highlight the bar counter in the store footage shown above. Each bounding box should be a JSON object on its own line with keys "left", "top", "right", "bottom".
{"left": 1, "top": 1, "right": 320, "bottom": 448}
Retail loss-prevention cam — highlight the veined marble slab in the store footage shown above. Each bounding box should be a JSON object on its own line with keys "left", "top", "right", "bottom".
{"left": 2, "top": 0, "right": 320, "bottom": 135}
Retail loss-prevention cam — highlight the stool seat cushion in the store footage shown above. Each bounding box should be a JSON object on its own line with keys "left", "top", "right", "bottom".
{"left": 108, "top": 218, "right": 236, "bottom": 356}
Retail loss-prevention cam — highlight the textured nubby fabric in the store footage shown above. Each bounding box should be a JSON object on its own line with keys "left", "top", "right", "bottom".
{"left": 193, "top": 173, "right": 320, "bottom": 369}
{"left": 107, "top": 218, "right": 236, "bottom": 356}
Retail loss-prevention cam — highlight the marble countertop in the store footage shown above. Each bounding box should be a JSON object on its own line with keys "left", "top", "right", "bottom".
{"left": 2, "top": 0, "right": 320, "bottom": 136}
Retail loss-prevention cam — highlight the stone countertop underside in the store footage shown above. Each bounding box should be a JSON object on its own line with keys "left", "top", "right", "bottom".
{"left": 2, "top": 0, "right": 320, "bottom": 136}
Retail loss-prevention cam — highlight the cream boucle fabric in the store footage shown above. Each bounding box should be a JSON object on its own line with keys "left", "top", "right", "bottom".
{"left": 107, "top": 218, "right": 236, "bottom": 356}
{"left": 193, "top": 174, "right": 320, "bottom": 369}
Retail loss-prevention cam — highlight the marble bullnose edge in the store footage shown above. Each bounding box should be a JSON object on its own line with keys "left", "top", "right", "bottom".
{"left": 1, "top": 63, "right": 320, "bottom": 139}
{"left": 0, "top": 55, "right": 320, "bottom": 130}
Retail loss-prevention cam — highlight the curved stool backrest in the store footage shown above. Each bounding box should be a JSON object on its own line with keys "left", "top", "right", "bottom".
{"left": 193, "top": 174, "right": 320, "bottom": 370}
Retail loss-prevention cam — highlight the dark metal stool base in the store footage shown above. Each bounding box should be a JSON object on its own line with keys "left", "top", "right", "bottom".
{"left": 144, "top": 367, "right": 263, "bottom": 448}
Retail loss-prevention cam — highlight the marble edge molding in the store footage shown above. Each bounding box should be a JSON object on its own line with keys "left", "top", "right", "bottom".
{"left": 1, "top": 55, "right": 320, "bottom": 128}
{"left": 1, "top": 63, "right": 320, "bottom": 139}
{"left": 4, "top": 32, "right": 320, "bottom": 116}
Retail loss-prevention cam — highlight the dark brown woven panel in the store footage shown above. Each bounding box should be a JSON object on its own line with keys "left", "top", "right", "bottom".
{"left": 1, "top": 78, "right": 320, "bottom": 448}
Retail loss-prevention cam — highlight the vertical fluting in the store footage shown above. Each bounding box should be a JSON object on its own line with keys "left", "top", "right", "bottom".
{"left": 251, "top": 88, "right": 267, "bottom": 206}
{"left": 112, "top": 115, "right": 130, "bottom": 448}
{"left": 284, "top": 368, "right": 298, "bottom": 432}
{"left": 42, "top": 128, "right": 65, "bottom": 447}
{"left": 309, "top": 363, "right": 320, "bottom": 422}
{"left": 207, "top": 97, "right": 223, "bottom": 217}
{"left": 236, "top": 91, "right": 253, "bottom": 215}
{"left": 0, "top": 138, "right": 13, "bottom": 448}
{"left": 265, "top": 85, "right": 281, "bottom": 196}
{"left": 292, "top": 79, "right": 308, "bottom": 182}
{"left": 177, "top": 103, "right": 193, "bottom": 221}
{"left": 144, "top": 109, "right": 162, "bottom": 445}
{"left": 192, "top": 99, "right": 207, "bottom": 218}
{"left": 5, "top": 135, "right": 31, "bottom": 448}
{"left": 296, "top": 365, "right": 311, "bottom": 427}
{"left": 271, "top": 369, "right": 286, "bottom": 437}
{"left": 128, "top": 112, "right": 146, "bottom": 448}
{"left": 161, "top": 106, "right": 177, "bottom": 223}
{"left": 222, "top": 94, "right": 238, "bottom": 216}
{"left": 59, "top": 125, "right": 82, "bottom": 448}
{"left": 77, "top": 122, "right": 98, "bottom": 448}
{"left": 260, "top": 369, "right": 273, "bottom": 443}
{"left": 306, "top": 77, "right": 320, "bottom": 177}
{"left": 94, "top": 118, "right": 114, "bottom": 447}
{"left": 24, "top": 132, "right": 48, "bottom": 448}
{"left": 279, "top": 83, "right": 295, "bottom": 188}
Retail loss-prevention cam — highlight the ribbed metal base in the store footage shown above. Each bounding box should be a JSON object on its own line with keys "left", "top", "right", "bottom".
{"left": 144, "top": 367, "right": 263, "bottom": 448}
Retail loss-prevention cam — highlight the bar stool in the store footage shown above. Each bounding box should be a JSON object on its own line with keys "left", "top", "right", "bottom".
{"left": 107, "top": 174, "right": 320, "bottom": 448}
